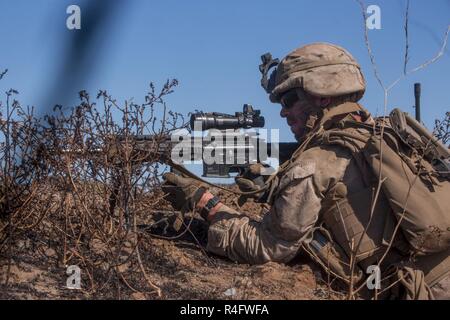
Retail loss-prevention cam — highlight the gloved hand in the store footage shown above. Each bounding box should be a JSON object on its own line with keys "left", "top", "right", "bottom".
{"left": 161, "top": 172, "right": 207, "bottom": 212}
{"left": 235, "top": 163, "right": 274, "bottom": 205}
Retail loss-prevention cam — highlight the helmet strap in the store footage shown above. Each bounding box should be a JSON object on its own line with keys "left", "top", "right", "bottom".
{"left": 306, "top": 113, "right": 319, "bottom": 131}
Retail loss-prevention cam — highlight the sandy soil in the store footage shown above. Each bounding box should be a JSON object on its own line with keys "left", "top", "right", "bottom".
{"left": 0, "top": 185, "right": 344, "bottom": 300}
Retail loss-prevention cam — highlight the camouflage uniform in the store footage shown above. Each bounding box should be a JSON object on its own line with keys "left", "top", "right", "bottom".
{"left": 207, "top": 144, "right": 347, "bottom": 264}
{"left": 204, "top": 43, "right": 450, "bottom": 299}
{"left": 207, "top": 138, "right": 450, "bottom": 299}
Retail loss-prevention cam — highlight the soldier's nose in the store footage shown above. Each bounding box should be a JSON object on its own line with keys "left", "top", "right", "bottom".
{"left": 280, "top": 107, "right": 289, "bottom": 118}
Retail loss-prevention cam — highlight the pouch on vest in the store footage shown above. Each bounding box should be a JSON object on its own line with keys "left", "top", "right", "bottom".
{"left": 302, "top": 226, "right": 364, "bottom": 285}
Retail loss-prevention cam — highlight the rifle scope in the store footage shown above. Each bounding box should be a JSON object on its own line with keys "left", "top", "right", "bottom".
{"left": 190, "top": 104, "right": 265, "bottom": 131}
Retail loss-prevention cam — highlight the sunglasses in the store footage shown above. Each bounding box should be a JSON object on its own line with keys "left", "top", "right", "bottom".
{"left": 280, "top": 89, "right": 314, "bottom": 110}
{"left": 280, "top": 89, "right": 298, "bottom": 109}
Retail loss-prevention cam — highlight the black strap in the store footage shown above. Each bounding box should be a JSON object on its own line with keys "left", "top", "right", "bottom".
{"left": 200, "top": 196, "right": 221, "bottom": 220}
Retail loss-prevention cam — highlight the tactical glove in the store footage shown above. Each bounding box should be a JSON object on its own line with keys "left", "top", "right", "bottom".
{"left": 235, "top": 163, "right": 275, "bottom": 205}
{"left": 162, "top": 172, "right": 206, "bottom": 212}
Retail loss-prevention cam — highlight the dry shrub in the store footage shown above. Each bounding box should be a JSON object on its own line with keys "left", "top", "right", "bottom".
{"left": 0, "top": 77, "right": 189, "bottom": 298}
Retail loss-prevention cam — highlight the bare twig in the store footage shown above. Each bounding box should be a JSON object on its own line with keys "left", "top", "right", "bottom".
{"left": 403, "top": 0, "right": 410, "bottom": 75}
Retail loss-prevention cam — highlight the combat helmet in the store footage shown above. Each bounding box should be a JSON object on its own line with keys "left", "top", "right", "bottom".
{"left": 263, "top": 43, "right": 366, "bottom": 103}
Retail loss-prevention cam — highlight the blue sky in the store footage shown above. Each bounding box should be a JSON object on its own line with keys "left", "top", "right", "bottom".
{"left": 0, "top": 0, "right": 449, "bottom": 144}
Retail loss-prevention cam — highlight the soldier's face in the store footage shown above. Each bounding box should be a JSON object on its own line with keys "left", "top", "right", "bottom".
{"left": 279, "top": 90, "right": 316, "bottom": 141}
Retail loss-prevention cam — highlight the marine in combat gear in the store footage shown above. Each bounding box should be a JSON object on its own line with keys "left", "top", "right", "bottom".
{"left": 162, "top": 43, "right": 450, "bottom": 300}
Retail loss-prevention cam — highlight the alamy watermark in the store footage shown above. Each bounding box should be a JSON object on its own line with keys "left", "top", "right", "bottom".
{"left": 66, "top": 5, "right": 81, "bottom": 30}
{"left": 66, "top": 265, "right": 81, "bottom": 289}
{"left": 170, "top": 121, "right": 280, "bottom": 176}
{"left": 366, "top": 265, "right": 381, "bottom": 290}
{"left": 366, "top": 4, "right": 381, "bottom": 30}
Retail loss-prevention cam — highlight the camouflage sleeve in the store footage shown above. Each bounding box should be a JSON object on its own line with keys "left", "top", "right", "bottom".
{"left": 206, "top": 161, "right": 321, "bottom": 264}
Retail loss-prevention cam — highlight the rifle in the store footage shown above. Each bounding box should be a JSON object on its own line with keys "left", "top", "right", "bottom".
{"left": 99, "top": 104, "right": 298, "bottom": 178}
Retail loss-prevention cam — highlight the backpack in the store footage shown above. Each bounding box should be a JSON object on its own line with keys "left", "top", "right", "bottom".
{"left": 320, "top": 105, "right": 450, "bottom": 256}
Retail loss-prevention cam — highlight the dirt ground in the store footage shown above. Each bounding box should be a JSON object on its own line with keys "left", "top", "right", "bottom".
{"left": 0, "top": 185, "right": 345, "bottom": 300}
